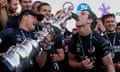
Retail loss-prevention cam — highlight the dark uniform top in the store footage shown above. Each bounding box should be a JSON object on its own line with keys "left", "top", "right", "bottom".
{"left": 7, "top": 16, "right": 19, "bottom": 28}
{"left": 69, "top": 31, "right": 111, "bottom": 72}
{"left": 0, "top": 28, "right": 38, "bottom": 72}
{"left": 103, "top": 33, "right": 120, "bottom": 63}
{"left": 0, "top": 28, "right": 35, "bottom": 53}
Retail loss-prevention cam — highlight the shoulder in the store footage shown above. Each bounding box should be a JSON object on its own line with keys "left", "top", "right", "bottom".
{"left": 0, "top": 28, "right": 15, "bottom": 35}
{"left": 0, "top": 28, "right": 17, "bottom": 41}
{"left": 92, "top": 31, "right": 105, "bottom": 40}
{"left": 116, "top": 33, "right": 120, "bottom": 38}
{"left": 69, "top": 33, "right": 79, "bottom": 45}
{"left": 92, "top": 31, "right": 108, "bottom": 46}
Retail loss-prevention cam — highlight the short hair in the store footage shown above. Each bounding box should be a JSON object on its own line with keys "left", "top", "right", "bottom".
{"left": 8, "top": 0, "right": 19, "bottom": 4}
{"left": 7, "top": 0, "right": 11, "bottom": 3}
{"left": 32, "top": 1, "right": 42, "bottom": 9}
{"left": 82, "top": 9, "right": 97, "bottom": 22}
{"left": 19, "top": 0, "right": 21, "bottom": 2}
{"left": 37, "top": 2, "right": 50, "bottom": 11}
{"left": 101, "top": 13, "right": 115, "bottom": 23}
{"left": 19, "top": 10, "right": 44, "bottom": 21}
{"left": 117, "top": 22, "right": 120, "bottom": 26}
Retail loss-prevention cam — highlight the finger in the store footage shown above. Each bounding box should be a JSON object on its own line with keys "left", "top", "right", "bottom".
{"left": 83, "top": 58, "right": 91, "bottom": 64}
{"left": 86, "top": 62, "right": 94, "bottom": 69}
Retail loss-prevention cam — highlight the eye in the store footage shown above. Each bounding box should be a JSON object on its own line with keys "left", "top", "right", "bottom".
{"left": 57, "top": 16, "right": 60, "bottom": 19}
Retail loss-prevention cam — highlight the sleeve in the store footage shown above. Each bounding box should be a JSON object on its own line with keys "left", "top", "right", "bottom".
{"left": 99, "top": 40, "right": 111, "bottom": 57}
{"left": 68, "top": 35, "right": 77, "bottom": 54}
{"left": 94, "top": 33, "right": 111, "bottom": 58}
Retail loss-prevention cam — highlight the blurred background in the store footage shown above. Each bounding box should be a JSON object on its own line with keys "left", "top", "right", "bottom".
{"left": 18, "top": 0, "right": 120, "bottom": 31}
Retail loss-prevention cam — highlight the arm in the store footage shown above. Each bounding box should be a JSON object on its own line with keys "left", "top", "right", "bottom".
{"left": 51, "top": 36, "right": 65, "bottom": 62}
{"left": 35, "top": 40, "right": 49, "bottom": 68}
{"left": 102, "top": 53, "right": 115, "bottom": 72}
{"left": 68, "top": 52, "right": 94, "bottom": 69}
{"left": 36, "top": 50, "right": 47, "bottom": 68}
{"left": 0, "top": 0, "right": 8, "bottom": 29}
{"left": 35, "top": 34, "right": 53, "bottom": 68}
{"left": 68, "top": 52, "right": 82, "bottom": 69}
{"left": 51, "top": 48, "right": 64, "bottom": 62}
{"left": 0, "top": 0, "right": 7, "bottom": 9}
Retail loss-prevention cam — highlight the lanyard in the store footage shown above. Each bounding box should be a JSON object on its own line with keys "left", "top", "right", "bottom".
{"left": 77, "top": 32, "right": 93, "bottom": 58}
{"left": 105, "top": 33, "right": 116, "bottom": 47}
{"left": 20, "top": 30, "right": 26, "bottom": 41}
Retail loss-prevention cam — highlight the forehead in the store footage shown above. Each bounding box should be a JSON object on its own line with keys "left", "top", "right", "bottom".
{"left": 21, "top": 0, "right": 32, "bottom": 2}
{"left": 27, "top": 14, "right": 36, "bottom": 18}
{"left": 41, "top": 5, "right": 51, "bottom": 9}
{"left": 10, "top": 0, "right": 19, "bottom": 3}
{"left": 81, "top": 10, "right": 89, "bottom": 15}
{"left": 104, "top": 16, "right": 115, "bottom": 21}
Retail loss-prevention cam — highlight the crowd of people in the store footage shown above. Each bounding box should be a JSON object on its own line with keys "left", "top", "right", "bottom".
{"left": 0, "top": 0, "right": 120, "bottom": 72}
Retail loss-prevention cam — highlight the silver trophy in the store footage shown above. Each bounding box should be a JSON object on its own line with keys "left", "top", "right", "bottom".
{"left": 0, "top": 38, "right": 43, "bottom": 72}
{"left": 0, "top": 2, "right": 78, "bottom": 72}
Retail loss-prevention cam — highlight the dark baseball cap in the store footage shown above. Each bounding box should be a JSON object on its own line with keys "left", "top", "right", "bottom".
{"left": 20, "top": 10, "right": 44, "bottom": 21}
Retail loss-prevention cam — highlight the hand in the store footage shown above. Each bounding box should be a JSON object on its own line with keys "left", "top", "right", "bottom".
{"left": 50, "top": 54, "right": 58, "bottom": 62}
{"left": 6, "top": 45, "right": 15, "bottom": 54}
{"left": 114, "top": 62, "right": 120, "bottom": 70}
{"left": 80, "top": 56, "right": 94, "bottom": 69}
{"left": 8, "top": 12, "right": 19, "bottom": 17}
{"left": 0, "top": 0, "right": 7, "bottom": 9}
{"left": 43, "top": 34, "right": 53, "bottom": 49}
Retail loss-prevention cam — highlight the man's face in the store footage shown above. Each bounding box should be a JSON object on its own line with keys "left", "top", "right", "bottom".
{"left": 20, "top": 0, "right": 32, "bottom": 11}
{"left": 116, "top": 25, "right": 120, "bottom": 33}
{"left": 25, "top": 15, "right": 36, "bottom": 31}
{"left": 76, "top": 10, "right": 89, "bottom": 28}
{"left": 8, "top": 0, "right": 19, "bottom": 13}
{"left": 32, "top": 2, "right": 41, "bottom": 14}
{"left": 103, "top": 17, "right": 116, "bottom": 32}
{"left": 38, "top": 5, "right": 51, "bottom": 18}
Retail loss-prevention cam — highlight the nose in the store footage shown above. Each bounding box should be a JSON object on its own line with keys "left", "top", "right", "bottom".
{"left": 47, "top": 12, "right": 50, "bottom": 17}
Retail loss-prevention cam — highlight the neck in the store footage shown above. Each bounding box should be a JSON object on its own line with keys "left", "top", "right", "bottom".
{"left": 78, "top": 25, "right": 92, "bottom": 36}
{"left": 105, "top": 30, "right": 116, "bottom": 34}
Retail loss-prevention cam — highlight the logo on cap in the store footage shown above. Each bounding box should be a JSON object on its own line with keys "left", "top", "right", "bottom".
{"left": 76, "top": 3, "right": 91, "bottom": 14}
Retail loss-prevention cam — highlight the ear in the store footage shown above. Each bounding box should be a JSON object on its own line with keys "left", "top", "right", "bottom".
{"left": 87, "top": 19, "right": 93, "bottom": 24}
